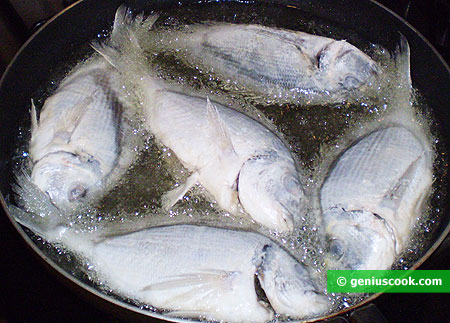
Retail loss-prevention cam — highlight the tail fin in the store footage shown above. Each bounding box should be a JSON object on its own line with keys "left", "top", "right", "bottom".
{"left": 93, "top": 5, "right": 151, "bottom": 66}
{"left": 91, "top": 5, "right": 162, "bottom": 104}
{"left": 393, "top": 33, "right": 412, "bottom": 96}
{"left": 11, "top": 168, "right": 68, "bottom": 241}
{"left": 384, "top": 34, "right": 425, "bottom": 132}
{"left": 11, "top": 169, "right": 100, "bottom": 254}
{"left": 382, "top": 33, "right": 414, "bottom": 114}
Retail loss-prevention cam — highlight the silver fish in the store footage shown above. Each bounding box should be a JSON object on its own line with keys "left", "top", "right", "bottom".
{"left": 92, "top": 6, "right": 304, "bottom": 232}
{"left": 18, "top": 56, "right": 137, "bottom": 213}
{"left": 320, "top": 127, "right": 433, "bottom": 270}
{"left": 24, "top": 223, "right": 329, "bottom": 322}
{"left": 137, "top": 20, "right": 379, "bottom": 104}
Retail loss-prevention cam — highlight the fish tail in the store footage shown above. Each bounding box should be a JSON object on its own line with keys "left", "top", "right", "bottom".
{"left": 393, "top": 33, "right": 412, "bottom": 96}
{"left": 383, "top": 34, "right": 425, "bottom": 128}
{"left": 91, "top": 5, "right": 162, "bottom": 103}
{"left": 91, "top": 5, "right": 148, "bottom": 68}
{"left": 10, "top": 170, "right": 98, "bottom": 253}
{"left": 8, "top": 203, "right": 49, "bottom": 238}
{"left": 11, "top": 168, "right": 68, "bottom": 241}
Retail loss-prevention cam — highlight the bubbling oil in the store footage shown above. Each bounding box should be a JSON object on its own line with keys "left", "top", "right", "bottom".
{"left": 9, "top": 1, "right": 448, "bottom": 322}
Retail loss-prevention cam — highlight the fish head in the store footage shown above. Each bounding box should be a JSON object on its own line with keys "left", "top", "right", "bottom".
{"left": 238, "top": 153, "right": 303, "bottom": 232}
{"left": 31, "top": 152, "right": 103, "bottom": 211}
{"left": 323, "top": 209, "right": 397, "bottom": 270}
{"left": 318, "top": 40, "right": 379, "bottom": 90}
{"left": 257, "top": 244, "right": 330, "bottom": 318}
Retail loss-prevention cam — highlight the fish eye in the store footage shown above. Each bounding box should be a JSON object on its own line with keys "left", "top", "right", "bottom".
{"left": 327, "top": 239, "right": 345, "bottom": 260}
{"left": 68, "top": 184, "right": 87, "bottom": 201}
{"left": 289, "top": 199, "right": 300, "bottom": 211}
{"left": 343, "top": 76, "right": 361, "bottom": 89}
{"left": 283, "top": 176, "right": 300, "bottom": 195}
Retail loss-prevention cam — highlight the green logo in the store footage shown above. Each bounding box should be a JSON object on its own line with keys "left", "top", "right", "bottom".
{"left": 327, "top": 270, "right": 450, "bottom": 293}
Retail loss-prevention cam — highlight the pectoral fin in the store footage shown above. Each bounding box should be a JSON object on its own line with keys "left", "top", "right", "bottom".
{"left": 141, "top": 268, "right": 273, "bottom": 322}
{"left": 380, "top": 153, "right": 424, "bottom": 212}
{"left": 142, "top": 269, "right": 241, "bottom": 306}
{"left": 161, "top": 172, "right": 199, "bottom": 210}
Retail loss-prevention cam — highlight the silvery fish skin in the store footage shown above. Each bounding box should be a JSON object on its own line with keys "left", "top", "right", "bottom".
{"left": 92, "top": 6, "right": 304, "bottom": 232}
{"left": 148, "top": 92, "right": 302, "bottom": 232}
{"left": 138, "top": 22, "right": 379, "bottom": 103}
{"left": 320, "top": 127, "right": 433, "bottom": 270}
{"left": 32, "top": 224, "right": 329, "bottom": 322}
{"left": 25, "top": 58, "right": 132, "bottom": 212}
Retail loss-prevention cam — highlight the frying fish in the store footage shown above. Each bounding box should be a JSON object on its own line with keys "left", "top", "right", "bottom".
{"left": 135, "top": 18, "right": 379, "bottom": 104}
{"left": 19, "top": 58, "right": 134, "bottom": 213}
{"left": 92, "top": 6, "right": 304, "bottom": 232}
{"left": 320, "top": 127, "right": 433, "bottom": 270}
{"left": 13, "top": 21, "right": 143, "bottom": 214}
{"left": 10, "top": 218, "right": 329, "bottom": 322}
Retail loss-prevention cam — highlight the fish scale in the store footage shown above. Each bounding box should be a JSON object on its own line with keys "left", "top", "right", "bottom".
{"left": 138, "top": 21, "right": 379, "bottom": 104}
{"left": 321, "top": 127, "right": 425, "bottom": 214}
{"left": 175, "top": 24, "right": 316, "bottom": 90}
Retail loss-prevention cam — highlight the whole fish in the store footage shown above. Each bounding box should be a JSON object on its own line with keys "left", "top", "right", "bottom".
{"left": 92, "top": 6, "right": 304, "bottom": 232}
{"left": 13, "top": 220, "right": 329, "bottom": 322}
{"left": 320, "top": 127, "right": 433, "bottom": 270}
{"left": 13, "top": 15, "right": 145, "bottom": 214}
{"left": 20, "top": 57, "right": 135, "bottom": 213}
{"left": 136, "top": 19, "right": 379, "bottom": 104}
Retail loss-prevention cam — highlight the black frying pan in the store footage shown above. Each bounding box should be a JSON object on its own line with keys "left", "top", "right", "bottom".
{"left": 1, "top": 0, "right": 449, "bottom": 322}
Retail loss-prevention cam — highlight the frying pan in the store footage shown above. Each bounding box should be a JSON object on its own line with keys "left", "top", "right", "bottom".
{"left": 1, "top": 0, "right": 449, "bottom": 322}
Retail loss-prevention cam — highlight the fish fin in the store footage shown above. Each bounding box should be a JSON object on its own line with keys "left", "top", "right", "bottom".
{"left": 49, "top": 91, "right": 96, "bottom": 144}
{"left": 161, "top": 172, "right": 199, "bottom": 210}
{"left": 8, "top": 203, "right": 47, "bottom": 237}
{"left": 92, "top": 5, "right": 158, "bottom": 66}
{"left": 7, "top": 203, "right": 70, "bottom": 243}
{"left": 394, "top": 34, "right": 411, "bottom": 82}
{"left": 91, "top": 6, "right": 161, "bottom": 104}
{"left": 10, "top": 169, "right": 66, "bottom": 240}
{"left": 205, "top": 97, "right": 237, "bottom": 157}
{"left": 91, "top": 42, "right": 118, "bottom": 69}
{"left": 380, "top": 153, "right": 425, "bottom": 212}
{"left": 30, "top": 99, "right": 38, "bottom": 133}
{"left": 91, "top": 8, "right": 143, "bottom": 68}
{"left": 12, "top": 168, "right": 63, "bottom": 216}
{"left": 393, "top": 33, "right": 412, "bottom": 94}
{"left": 111, "top": 4, "right": 159, "bottom": 37}
{"left": 141, "top": 12, "right": 160, "bottom": 32}
{"left": 142, "top": 269, "right": 242, "bottom": 305}
{"left": 65, "top": 91, "right": 95, "bottom": 126}
{"left": 110, "top": 5, "right": 142, "bottom": 48}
